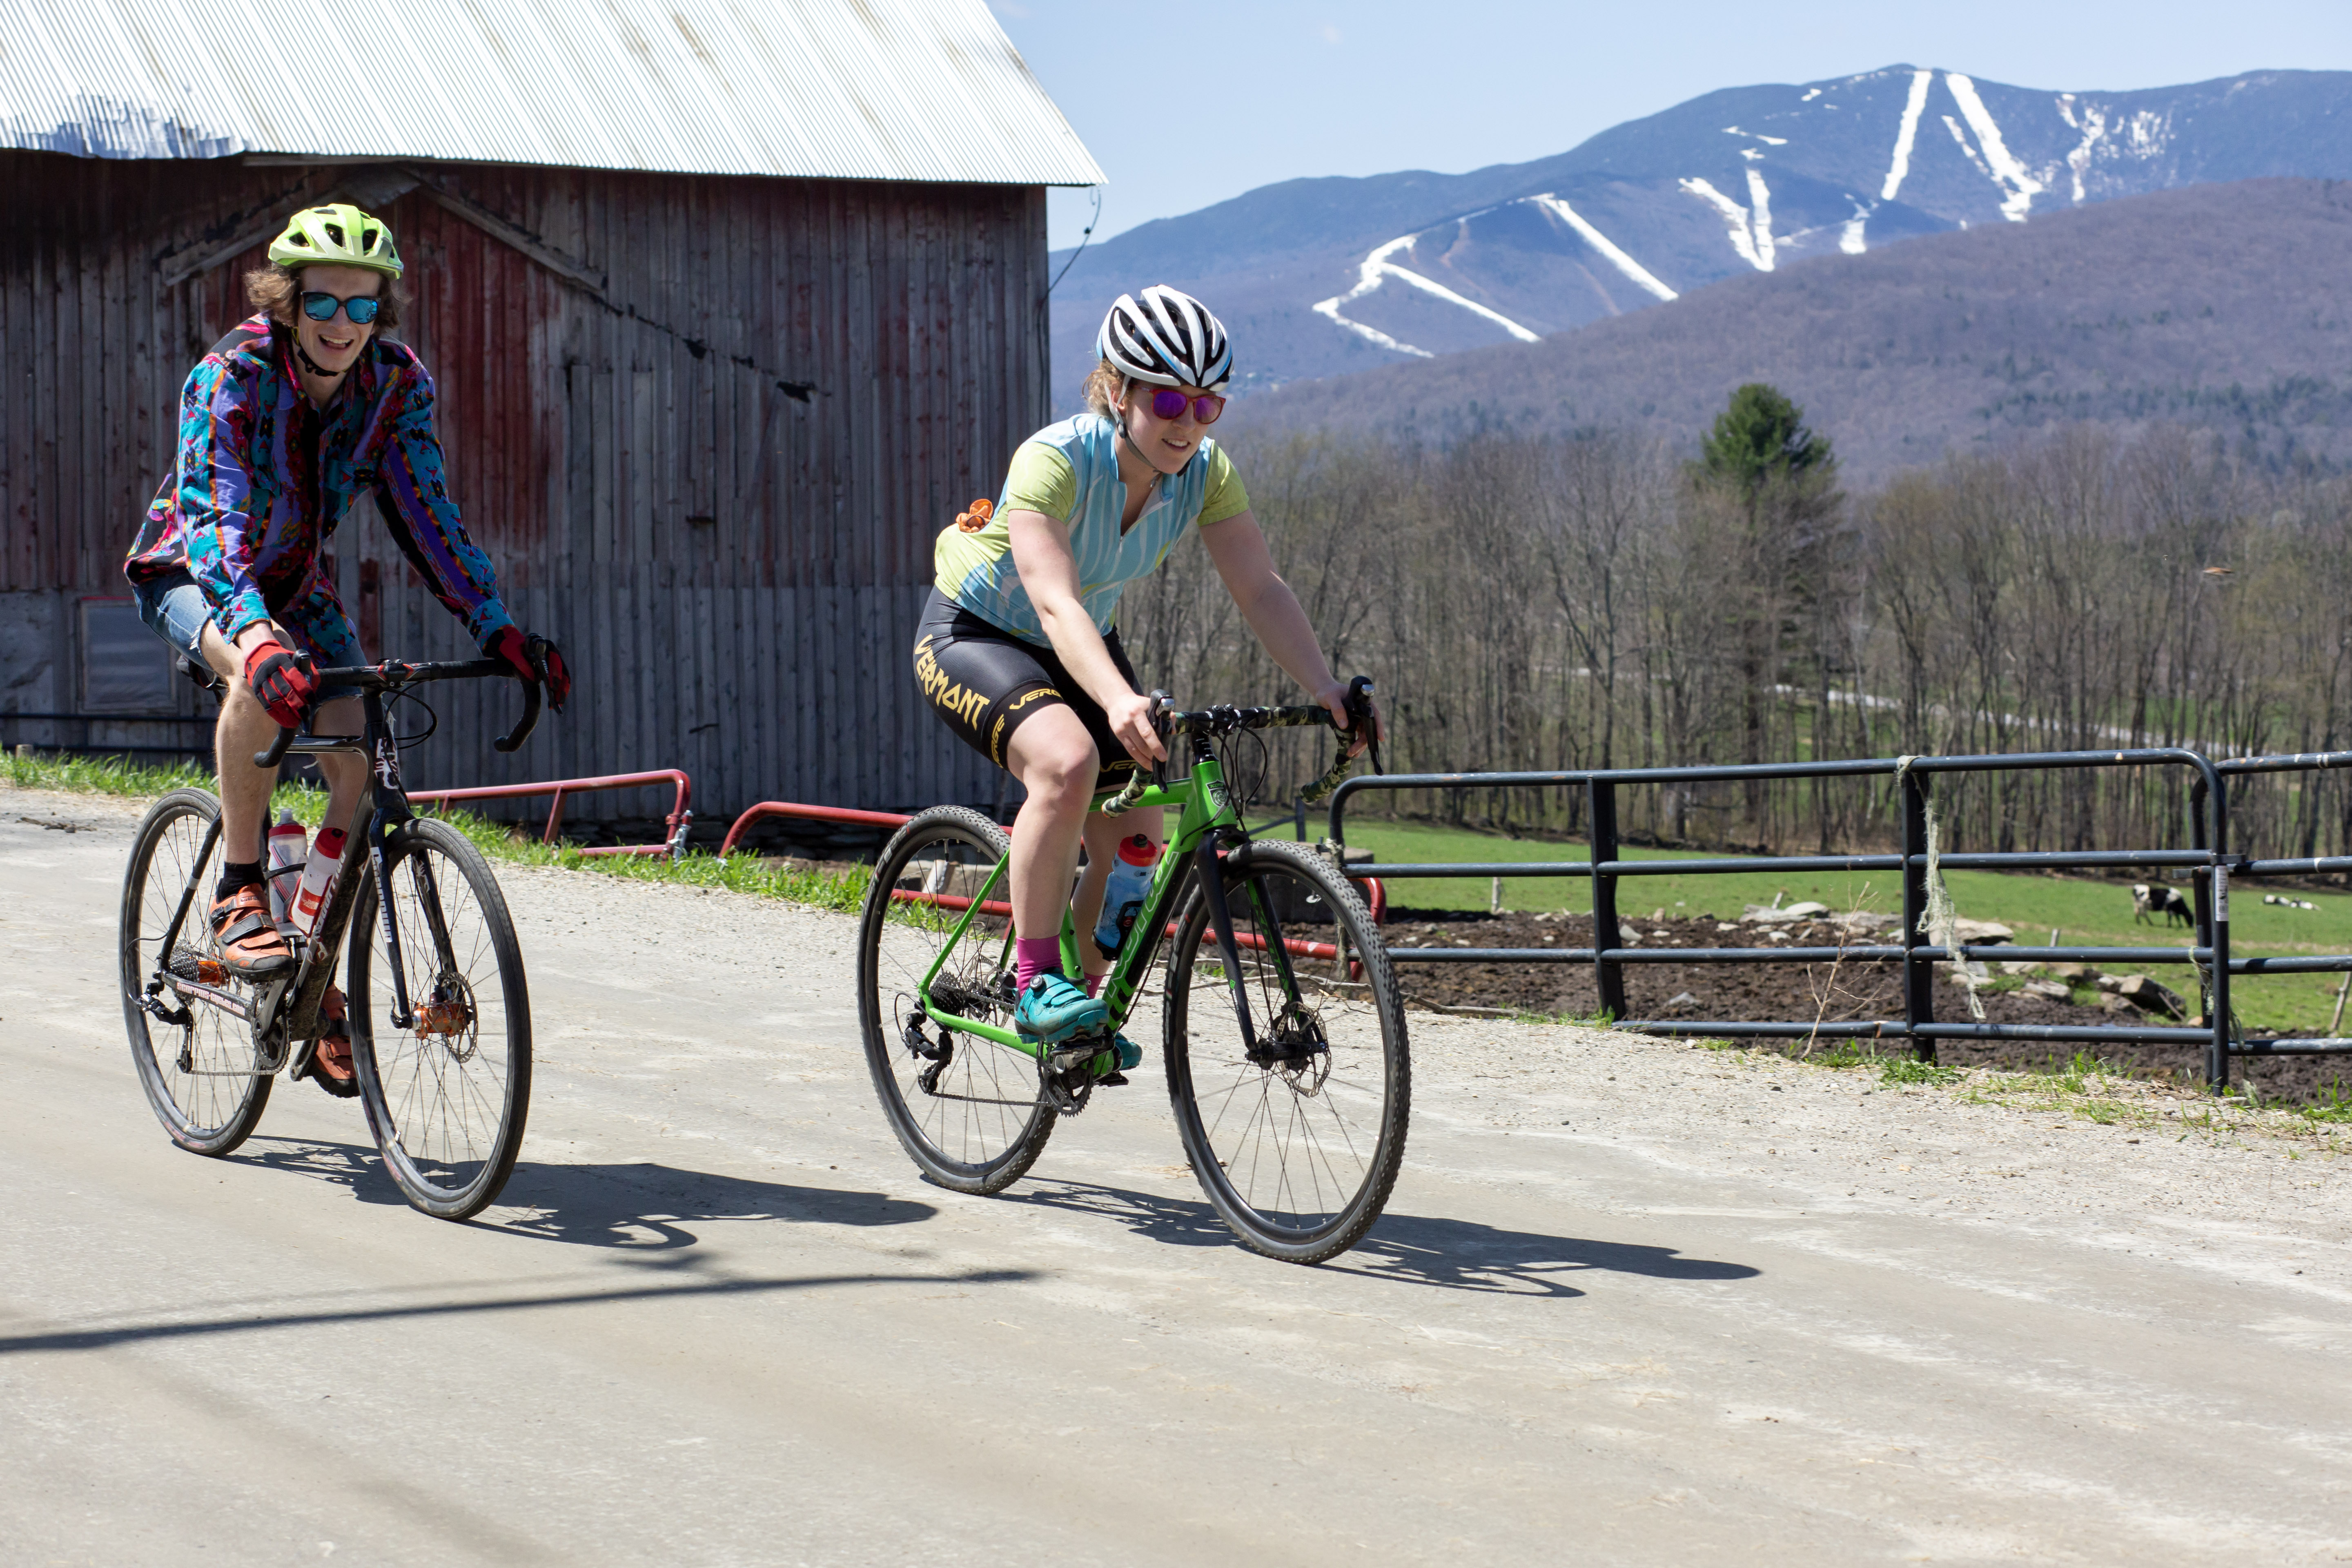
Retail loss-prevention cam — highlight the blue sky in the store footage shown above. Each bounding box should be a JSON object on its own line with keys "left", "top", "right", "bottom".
{"left": 988, "top": 0, "right": 2352, "bottom": 249}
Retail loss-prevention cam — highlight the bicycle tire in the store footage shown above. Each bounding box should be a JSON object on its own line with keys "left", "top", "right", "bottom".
{"left": 348, "top": 817, "right": 531, "bottom": 1220}
{"left": 1164, "top": 840, "right": 1410, "bottom": 1264}
{"left": 119, "top": 787, "right": 274, "bottom": 1156}
{"left": 858, "top": 805, "right": 1055, "bottom": 1194}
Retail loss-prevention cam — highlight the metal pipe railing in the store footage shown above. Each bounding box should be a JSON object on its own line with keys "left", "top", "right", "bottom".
{"left": 410, "top": 768, "right": 692, "bottom": 859}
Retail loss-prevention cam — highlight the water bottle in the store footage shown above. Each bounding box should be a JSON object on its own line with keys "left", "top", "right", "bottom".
{"left": 266, "top": 808, "right": 308, "bottom": 929}
{"left": 292, "top": 826, "right": 347, "bottom": 935}
{"left": 1093, "top": 834, "right": 1160, "bottom": 959}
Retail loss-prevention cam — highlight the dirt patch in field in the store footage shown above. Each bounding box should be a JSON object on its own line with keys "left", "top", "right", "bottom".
{"left": 1378, "top": 907, "right": 2351, "bottom": 1108}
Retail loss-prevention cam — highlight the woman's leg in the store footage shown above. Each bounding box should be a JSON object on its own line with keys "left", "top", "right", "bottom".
{"left": 1004, "top": 705, "right": 1102, "bottom": 970}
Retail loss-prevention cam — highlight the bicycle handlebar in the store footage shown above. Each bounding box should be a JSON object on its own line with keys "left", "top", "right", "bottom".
{"left": 251, "top": 657, "right": 541, "bottom": 769}
{"left": 1100, "top": 676, "right": 1380, "bottom": 817}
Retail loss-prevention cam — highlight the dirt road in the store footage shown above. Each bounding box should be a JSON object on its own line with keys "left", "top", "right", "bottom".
{"left": 4, "top": 787, "right": 2348, "bottom": 1566}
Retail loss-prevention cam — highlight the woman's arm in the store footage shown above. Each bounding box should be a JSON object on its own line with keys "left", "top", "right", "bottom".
{"left": 1006, "top": 508, "right": 1166, "bottom": 765}
{"left": 1199, "top": 511, "right": 1379, "bottom": 744}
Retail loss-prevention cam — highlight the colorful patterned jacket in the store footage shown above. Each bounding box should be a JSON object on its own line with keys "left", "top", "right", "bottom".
{"left": 125, "top": 313, "right": 514, "bottom": 648}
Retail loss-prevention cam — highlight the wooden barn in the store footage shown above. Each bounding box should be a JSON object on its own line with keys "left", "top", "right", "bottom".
{"left": 0, "top": 0, "right": 1101, "bottom": 825}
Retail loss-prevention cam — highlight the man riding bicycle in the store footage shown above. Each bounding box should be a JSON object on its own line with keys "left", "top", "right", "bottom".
{"left": 918, "top": 285, "right": 1376, "bottom": 1064}
{"left": 123, "top": 202, "right": 568, "bottom": 1094}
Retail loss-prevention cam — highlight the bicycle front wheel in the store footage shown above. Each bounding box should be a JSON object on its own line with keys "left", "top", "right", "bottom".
{"left": 348, "top": 818, "right": 531, "bottom": 1220}
{"left": 119, "top": 788, "right": 273, "bottom": 1156}
{"left": 1165, "top": 840, "right": 1410, "bottom": 1264}
{"left": 858, "top": 806, "right": 1054, "bottom": 1194}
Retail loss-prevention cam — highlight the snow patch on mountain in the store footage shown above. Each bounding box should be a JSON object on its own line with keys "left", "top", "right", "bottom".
{"left": 1533, "top": 196, "right": 1678, "bottom": 301}
{"left": 1945, "top": 72, "right": 2044, "bottom": 220}
{"left": 1881, "top": 68, "right": 1933, "bottom": 200}
{"left": 1681, "top": 177, "right": 1774, "bottom": 272}
{"left": 1313, "top": 229, "right": 1544, "bottom": 355}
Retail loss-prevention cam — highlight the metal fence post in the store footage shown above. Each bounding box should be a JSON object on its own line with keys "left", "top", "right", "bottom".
{"left": 1901, "top": 767, "right": 1933, "bottom": 1062}
{"left": 2189, "top": 779, "right": 2227, "bottom": 1091}
{"left": 1588, "top": 777, "right": 1627, "bottom": 1022}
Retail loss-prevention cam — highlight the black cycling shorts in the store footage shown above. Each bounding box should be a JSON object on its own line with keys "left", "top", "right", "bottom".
{"left": 914, "top": 589, "right": 1140, "bottom": 794}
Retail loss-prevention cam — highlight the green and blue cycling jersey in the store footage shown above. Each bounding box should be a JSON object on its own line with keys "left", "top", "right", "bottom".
{"left": 934, "top": 413, "right": 1249, "bottom": 644}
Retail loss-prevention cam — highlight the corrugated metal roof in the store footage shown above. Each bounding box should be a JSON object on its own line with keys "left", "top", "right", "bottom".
{"left": 0, "top": 0, "right": 1103, "bottom": 185}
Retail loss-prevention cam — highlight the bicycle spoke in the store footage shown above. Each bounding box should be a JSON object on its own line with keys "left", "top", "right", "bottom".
{"left": 1166, "top": 843, "right": 1408, "bottom": 1263}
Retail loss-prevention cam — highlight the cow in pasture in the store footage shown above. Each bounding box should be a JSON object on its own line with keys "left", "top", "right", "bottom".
{"left": 2132, "top": 882, "right": 2193, "bottom": 927}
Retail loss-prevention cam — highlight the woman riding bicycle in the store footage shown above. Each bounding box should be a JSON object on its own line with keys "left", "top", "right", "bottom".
{"left": 917, "top": 285, "right": 1376, "bottom": 1060}
{"left": 123, "top": 202, "right": 568, "bottom": 1093}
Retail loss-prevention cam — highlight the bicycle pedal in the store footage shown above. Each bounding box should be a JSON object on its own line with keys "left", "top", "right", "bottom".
{"left": 1097, "top": 1070, "right": 1130, "bottom": 1088}
{"left": 1046, "top": 1036, "right": 1110, "bottom": 1074}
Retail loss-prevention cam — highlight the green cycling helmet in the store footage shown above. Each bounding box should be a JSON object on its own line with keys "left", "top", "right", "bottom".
{"left": 267, "top": 203, "right": 403, "bottom": 279}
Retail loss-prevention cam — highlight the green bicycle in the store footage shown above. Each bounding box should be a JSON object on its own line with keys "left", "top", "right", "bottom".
{"left": 855, "top": 678, "right": 1408, "bottom": 1264}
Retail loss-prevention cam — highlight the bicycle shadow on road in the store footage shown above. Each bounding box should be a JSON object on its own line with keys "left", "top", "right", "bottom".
{"left": 1007, "top": 1179, "right": 1760, "bottom": 1296}
{"left": 237, "top": 1137, "right": 937, "bottom": 1250}
{"left": 485, "top": 1160, "right": 938, "bottom": 1249}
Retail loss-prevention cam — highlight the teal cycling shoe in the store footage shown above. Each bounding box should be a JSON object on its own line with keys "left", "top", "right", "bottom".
{"left": 1015, "top": 972, "right": 1108, "bottom": 1046}
{"left": 1111, "top": 1031, "right": 1143, "bottom": 1071}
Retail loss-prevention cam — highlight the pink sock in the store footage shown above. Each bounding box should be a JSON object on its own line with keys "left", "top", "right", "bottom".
{"left": 1014, "top": 935, "right": 1062, "bottom": 993}
{"left": 1083, "top": 973, "right": 1102, "bottom": 998}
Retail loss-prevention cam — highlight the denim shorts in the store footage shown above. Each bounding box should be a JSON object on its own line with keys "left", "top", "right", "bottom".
{"left": 132, "top": 570, "right": 366, "bottom": 700}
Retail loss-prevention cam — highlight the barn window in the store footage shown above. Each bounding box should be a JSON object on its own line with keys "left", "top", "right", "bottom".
{"left": 80, "top": 597, "right": 174, "bottom": 713}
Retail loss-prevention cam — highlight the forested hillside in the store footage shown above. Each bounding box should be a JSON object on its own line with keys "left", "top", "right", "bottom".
{"left": 1228, "top": 179, "right": 2352, "bottom": 482}
{"left": 1146, "top": 411, "right": 2352, "bottom": 869}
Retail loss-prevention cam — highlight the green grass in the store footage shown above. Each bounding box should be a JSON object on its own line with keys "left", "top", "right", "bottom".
{"left": 5, "top": 749, "right": 868, "bottom": 915}
{"left": 1332, "top": 816, "right": 2352, "bottom": 1037}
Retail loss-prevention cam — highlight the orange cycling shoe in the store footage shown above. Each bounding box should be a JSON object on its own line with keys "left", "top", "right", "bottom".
{"left": 305, "top": 985, "right": 359, "bottom": 1098}
{"left": 207, "top": 883, "right": 295, "bottom": 979}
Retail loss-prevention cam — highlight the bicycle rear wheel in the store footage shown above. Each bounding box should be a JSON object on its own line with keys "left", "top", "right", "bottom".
{"left": 858, "top": 806, "right": 1054, "bottom": 1194}
{"left": 348, "top": 817, "right": 531, "bottom": 1220}
{"left": 119, "top": 788, "right": 273, "bottom": 1156}
{"left": 1165, "top": 840, "right": 1410, "bottom": 1263}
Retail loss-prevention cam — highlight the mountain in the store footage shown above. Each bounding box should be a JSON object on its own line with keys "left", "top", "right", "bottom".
{"left": 1223, "top": 178, "right": 2352, "bottom": 481}
{"left": 1047, "top": 66, "right": 2352, "bottom": 405}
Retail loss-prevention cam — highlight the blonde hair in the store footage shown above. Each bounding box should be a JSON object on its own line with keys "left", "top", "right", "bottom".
{"left": 1082, "top": 359, "right": 1125, "bottom": 420}
{"left": 242, "top": 263, "right": 408, "bottom": 331}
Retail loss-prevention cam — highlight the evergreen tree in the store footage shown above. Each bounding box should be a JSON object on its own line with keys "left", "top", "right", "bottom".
{"left": 1697, "top": 383, "right": 1836, "bottom": 497}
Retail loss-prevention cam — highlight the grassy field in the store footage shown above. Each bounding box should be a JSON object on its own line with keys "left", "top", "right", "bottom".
{"left": 1332, "top": 817, "right": 2352, "bottom": 1036}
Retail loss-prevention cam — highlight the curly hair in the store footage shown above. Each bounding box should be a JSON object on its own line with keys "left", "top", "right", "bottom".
{"left": 1082, "top": 359, "right": 1125, "bottom": 421}
{"left": 243, "top": 263, "right": 407, "bottom": 332}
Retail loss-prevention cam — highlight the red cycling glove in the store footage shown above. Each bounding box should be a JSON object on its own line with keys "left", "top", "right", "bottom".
{"left": 242, "top": 639, "right": 317, "bottom": 730}
{"left": 486, "top": 626, "right": 571, "bottom": 713}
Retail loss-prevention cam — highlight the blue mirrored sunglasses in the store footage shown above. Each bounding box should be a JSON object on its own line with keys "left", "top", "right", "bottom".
{"left": 301, "top": 290, "right": 381, "bottom": 325}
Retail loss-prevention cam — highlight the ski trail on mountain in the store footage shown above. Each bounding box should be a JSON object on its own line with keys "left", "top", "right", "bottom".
{"left": 1881, "top": 68, "right": 1933, "bottom": 200}
{"left": 1532, "top": 196, "right": 1678, "bottom": 301}
{"left": 1946, "top": 72, "right": 2043, "bottom": 220}
{"left": 1679, "top": 178, "right": 1773, "bottom": 272}
{"left": 1313, "top": 231, "right": 1541, "bottom": 355}
{"left": 2058, "top": 94, "right": 2106, "bottom": 203}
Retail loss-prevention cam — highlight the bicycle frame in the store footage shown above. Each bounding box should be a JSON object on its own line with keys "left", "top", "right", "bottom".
{"left": 915, "top": 753, "right": 1258, "bottom": 1059}
{"left": 140, "top": 659, "right": 534, "bottom": 1058}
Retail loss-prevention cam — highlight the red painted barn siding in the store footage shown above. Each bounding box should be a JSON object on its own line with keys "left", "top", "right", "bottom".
{"left": 0, "top": 149, "right": 1049, "bottom": 817}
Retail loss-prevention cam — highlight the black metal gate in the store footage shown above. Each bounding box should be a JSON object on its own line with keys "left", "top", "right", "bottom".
{"left": 1327, "top": 747, "right": 2352, "bottom": 1088}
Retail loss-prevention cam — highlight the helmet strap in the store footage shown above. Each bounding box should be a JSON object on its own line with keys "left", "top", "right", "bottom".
{"left": 290, "top": 334, "right": 341, "bottom": 382}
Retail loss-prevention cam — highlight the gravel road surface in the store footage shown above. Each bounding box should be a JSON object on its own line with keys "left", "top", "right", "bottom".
{"left": 4, "top": 785, "right": 2349, "bottom": 1566}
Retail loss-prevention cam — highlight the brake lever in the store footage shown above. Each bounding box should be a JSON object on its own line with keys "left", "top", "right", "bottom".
{"left": 1148, "top": 689, "right": 1172, "bottom": 787}
{"left": 1343, "top": 675, "right": 1384, "bottom": 775}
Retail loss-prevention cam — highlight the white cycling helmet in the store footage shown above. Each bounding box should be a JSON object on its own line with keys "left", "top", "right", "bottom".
{"left": 1098, "top": 285, "right": 1232, "bottom": 392}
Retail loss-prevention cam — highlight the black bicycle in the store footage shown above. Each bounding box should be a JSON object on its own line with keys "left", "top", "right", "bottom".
{"left": 119, "top": 658, "right": 541, "bottom": 1220}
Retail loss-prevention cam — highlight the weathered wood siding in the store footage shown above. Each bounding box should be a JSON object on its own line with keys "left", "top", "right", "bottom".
{"left": 1, "top": 149, "right": 1047, "bottom": 816}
